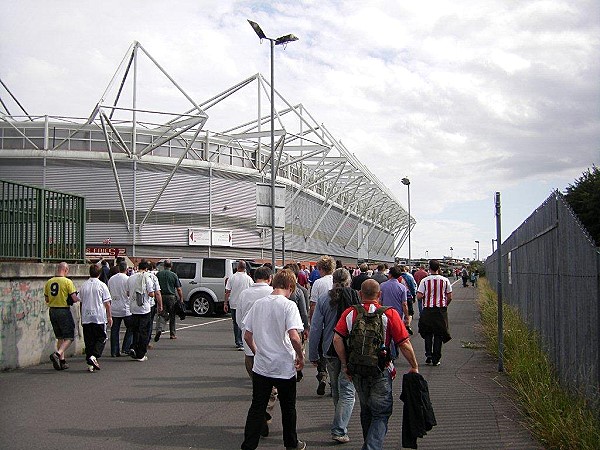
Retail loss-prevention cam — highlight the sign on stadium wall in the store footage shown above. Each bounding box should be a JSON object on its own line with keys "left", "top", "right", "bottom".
{"left": 86, "top": 247, "right": 127, "bottom": 257}
{"left": 188, "top": 228, "right": 233, "bottom": 247}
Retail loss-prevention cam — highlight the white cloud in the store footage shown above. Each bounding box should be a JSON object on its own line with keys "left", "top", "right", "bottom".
{"left": 1, "top": 0, "right": 598, "bottom": 259}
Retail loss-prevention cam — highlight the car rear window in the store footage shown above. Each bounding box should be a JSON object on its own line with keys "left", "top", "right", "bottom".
{"left": 202, "top": 259, "right": 226, "bottom": 278}
{"left": 173, "top": 262, "right": 196, "bottom": 279}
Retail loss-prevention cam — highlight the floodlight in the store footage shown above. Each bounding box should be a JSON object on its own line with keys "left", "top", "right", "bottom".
{"left": 247, "top": 20, "right": 267, "bottom": 40}
{"left": 275, "top": 34, "right": 299, "bottom": 45}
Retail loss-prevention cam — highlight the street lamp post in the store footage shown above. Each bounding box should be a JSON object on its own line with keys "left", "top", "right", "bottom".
{"left": 475, "top": 240, "right": 480, "bottom": 261}
{"left": 248, "top": 20, "right": 298, "bottom": 270}
{"left": 290, "top": 214, "right": 299, "bottom": 262}
{"left": 401, "top": 177, "right": 411, "bottom": 265}
{"left": 450, "top": 246, "right": 453, "bottom": 258}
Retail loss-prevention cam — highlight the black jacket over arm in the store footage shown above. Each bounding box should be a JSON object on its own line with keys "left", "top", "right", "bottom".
{"left": 400, "top": 372, "right": 437, "bottom": 449}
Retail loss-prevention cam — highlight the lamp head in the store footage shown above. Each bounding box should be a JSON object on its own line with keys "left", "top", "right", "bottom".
{"left": 401, "top": 177, "right": 410, "bottom": 186}
{"left": 248, "top": 20, "right": 267, "bottom": 40}
{"left": 275, "top": 34, "right": 299, "bottom": 45}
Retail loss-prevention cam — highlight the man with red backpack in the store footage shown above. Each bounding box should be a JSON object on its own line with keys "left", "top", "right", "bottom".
{"left": 333, "top": 279, "right": 418, "bottom": 449}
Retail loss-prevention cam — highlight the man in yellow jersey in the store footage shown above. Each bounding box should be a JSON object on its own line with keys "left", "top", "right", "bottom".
{"left": 44, "top": 262, "right": 80, "bottom": 370}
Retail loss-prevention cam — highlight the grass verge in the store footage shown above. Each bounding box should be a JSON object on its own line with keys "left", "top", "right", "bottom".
{"left": 477, "top": 278, "right": 600, "bottom": 450}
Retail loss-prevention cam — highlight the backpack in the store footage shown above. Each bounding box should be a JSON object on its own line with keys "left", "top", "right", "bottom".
{"left": 347, "top": 305, "right": 390, "bottom": 377}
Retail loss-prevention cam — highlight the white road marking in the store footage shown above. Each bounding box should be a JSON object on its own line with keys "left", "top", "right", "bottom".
{"left": 175, "top": 317, "right": 229, "bottom": 331}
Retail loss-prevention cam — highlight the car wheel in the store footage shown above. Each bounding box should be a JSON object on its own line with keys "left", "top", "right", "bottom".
{"left": 190, "top": 294, "right": 214, "bottom": 316}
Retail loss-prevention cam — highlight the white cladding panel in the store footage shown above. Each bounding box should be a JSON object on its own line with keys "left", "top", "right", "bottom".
{"left": 0, "top": 156, "right": 396, "bottom": 261}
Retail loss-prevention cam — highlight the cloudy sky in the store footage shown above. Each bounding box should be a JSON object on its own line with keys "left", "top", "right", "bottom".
{"left": 2, "top": 0, "right": 599, "bottom": 261}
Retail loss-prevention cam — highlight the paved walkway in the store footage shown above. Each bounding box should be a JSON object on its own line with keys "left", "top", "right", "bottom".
{"left": 0, "top": 280, "right": 543, "bottom": 449}
{"left": 401, "top": 280, "right": 543, "bottom": 449}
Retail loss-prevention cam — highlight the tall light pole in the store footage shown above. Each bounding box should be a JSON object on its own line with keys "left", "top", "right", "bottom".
{"left": 401, "top": 177, "right": 411, "bottom": 264}
{"left": 450, "top": 246, "right": 454, "bottom": 258}
{"left": 475, "top": 240, "right": 480, "bottom": 261}
{"left": 248, "top": 20, "right": 298, "bottom": 269}
{"left": 290, "top": 214, "right": 299, "bottom": 262}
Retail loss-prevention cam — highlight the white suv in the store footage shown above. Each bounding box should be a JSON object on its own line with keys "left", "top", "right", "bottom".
{"left": 158, "top": 258, "right": 259, "bottom": 316}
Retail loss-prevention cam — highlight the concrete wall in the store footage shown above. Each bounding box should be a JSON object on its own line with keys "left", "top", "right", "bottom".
{"left": 0, "top": 262, "right": 89, "bottom": 370}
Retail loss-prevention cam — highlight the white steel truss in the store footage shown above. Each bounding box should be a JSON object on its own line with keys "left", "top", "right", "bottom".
{"left": 0, "top": 41, "right": 415, "bottom": 259}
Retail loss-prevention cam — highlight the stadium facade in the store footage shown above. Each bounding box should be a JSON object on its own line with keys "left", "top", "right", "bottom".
{"left": 0, "top": 42, "right": 413, "bottom": 264}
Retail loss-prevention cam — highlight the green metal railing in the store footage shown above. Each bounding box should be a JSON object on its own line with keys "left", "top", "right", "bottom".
{"left": 0, "top": 179, "right": 85, "bottom": 262}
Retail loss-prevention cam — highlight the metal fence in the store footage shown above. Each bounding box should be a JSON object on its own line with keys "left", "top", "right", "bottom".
{"left": 0, "top": 179, "right": 85, "bottom": 262}
{"left": 486, "top": 191, "right": 600, "bottom": 405}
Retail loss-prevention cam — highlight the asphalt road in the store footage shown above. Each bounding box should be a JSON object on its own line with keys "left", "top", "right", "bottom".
{"left": 0, "top": 281, "right": 541, "bottom": 450}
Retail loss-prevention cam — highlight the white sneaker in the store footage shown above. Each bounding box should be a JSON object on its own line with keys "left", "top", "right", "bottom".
{"left": 332, "top": 434, "right": 350, "bottom": 443}
{"left": 88, "top": 355, "right": 101, "bottom": 371}
{"left": 285, "top": 440, "right": 306, "bottom": 450}
{"left": 136, "top": 356, "right": 148, "bottom": 362}
{"left": 87, "top": 365, "right": 95, "bottom": 372}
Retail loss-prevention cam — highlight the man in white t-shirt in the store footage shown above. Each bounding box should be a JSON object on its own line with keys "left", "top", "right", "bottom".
{"left": 308, "top": 255, "right": 336, "bottom": 396}
{"left": 225, "top": 260, "right": 254, "bottom": 350}
{"left": 236, "top": 266, "right": 277, "bottom": 437}
{"left": 79, "top": 264, "right": 112, "bottom": 372}
{"left": 241, "top": 269, "right": 306, "bottom": 450}
{"left": 308, "top": 255, "right": 336, "bottom": 321}
{"left": 127, "top": 260, "right": 155, "bottom": 361}
{"left": 108, "top": 261, "right": 133, "bottom": 357}
{"left": 237, "top": 266, "right": 275, "bottom": 437}
{"left": 237, "top": 266, "right": 274, "bottom": 377}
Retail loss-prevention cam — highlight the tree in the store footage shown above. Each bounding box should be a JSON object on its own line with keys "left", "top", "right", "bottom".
{"left": 564, "top": 165, "right": 600, "bottom": 245}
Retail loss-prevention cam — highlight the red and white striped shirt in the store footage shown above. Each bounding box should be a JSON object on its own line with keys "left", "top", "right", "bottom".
{"left": 417, "top": 274, "right": 452, "bottom": 308}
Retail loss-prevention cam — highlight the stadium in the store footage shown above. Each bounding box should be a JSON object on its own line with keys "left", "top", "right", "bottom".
{"left": 0, "top": 42, "right": 413, "bottom": 265}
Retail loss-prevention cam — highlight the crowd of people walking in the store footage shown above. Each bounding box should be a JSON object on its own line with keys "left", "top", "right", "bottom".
{"left": 44, "top": 255, "right": 461, "bottom": 449}
{"left": 44, "top": 257, "right": 184, "bottom": 372}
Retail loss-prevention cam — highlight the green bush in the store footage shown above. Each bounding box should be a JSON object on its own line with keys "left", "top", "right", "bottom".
{"left": 477, "top": 279, "right": 600, "bottom": 450}
{"left": 564, "top": 165, "right": 600, "bottom": 245}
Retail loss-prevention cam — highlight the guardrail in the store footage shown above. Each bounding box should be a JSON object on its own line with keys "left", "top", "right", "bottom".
{"left": 0, "top": 179, "right": 85, "bottom": 262}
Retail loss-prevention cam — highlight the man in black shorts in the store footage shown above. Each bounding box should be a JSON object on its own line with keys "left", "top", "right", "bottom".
{"left": 44, "top": 262, "right": 80, "bottom": 370}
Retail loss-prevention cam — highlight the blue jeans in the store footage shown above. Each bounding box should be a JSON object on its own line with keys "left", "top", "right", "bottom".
{"left": 231, "top": 309, "right": 243, "bottom": 347}
{"left": 353, "top": 370, "right": 393, "bottom": 450}
{"left": 326, "top": 357, "right": 355, "bottom": 437}
{"left": 110, "top": 315, "right": 133, "bottom": 356}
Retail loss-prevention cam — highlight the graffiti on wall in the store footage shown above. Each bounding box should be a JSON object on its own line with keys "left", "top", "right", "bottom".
{"left": 0, "top": 279, "right": 63, "bottom": 369}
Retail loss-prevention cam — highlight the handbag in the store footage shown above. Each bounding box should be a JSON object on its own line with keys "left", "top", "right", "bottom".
{"left": 174, "top": 301, "right": 186, "bottom": 320}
